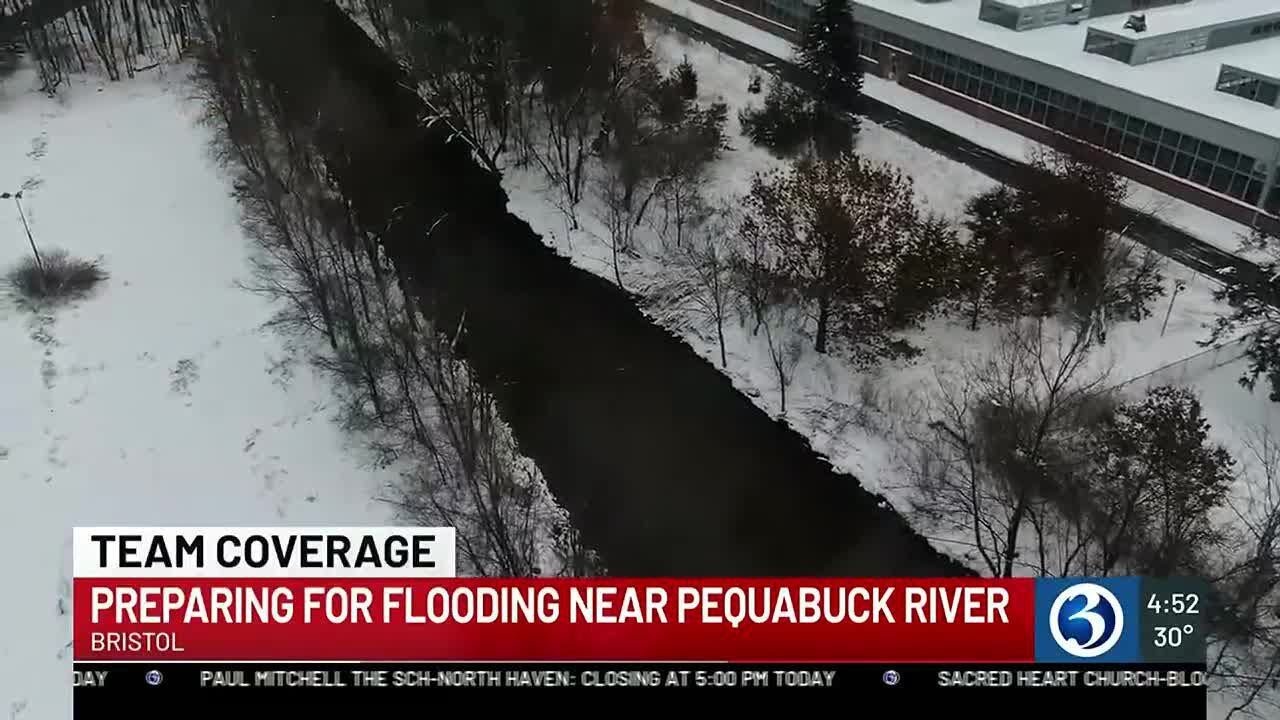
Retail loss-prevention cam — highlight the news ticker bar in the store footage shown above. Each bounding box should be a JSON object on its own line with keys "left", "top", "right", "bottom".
{"left": 72, "top": 662, "right": 1209, "bottom": 692}
{"left": 72, "top": 662, "right": 1208, "bottom": 716}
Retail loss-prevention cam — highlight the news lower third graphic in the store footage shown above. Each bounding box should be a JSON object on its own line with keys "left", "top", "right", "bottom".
{"left": 69, "top": 528, "right": 1209, "bottom": 713}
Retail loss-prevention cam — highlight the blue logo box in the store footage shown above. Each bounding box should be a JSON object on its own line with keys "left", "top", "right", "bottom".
{"left": 1034, "top": 577, "right": 1140, "bottom": 663}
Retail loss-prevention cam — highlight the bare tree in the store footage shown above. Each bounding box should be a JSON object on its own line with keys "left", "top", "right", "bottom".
{"left": 1067, "top": 233, "right": 1167, "bottom": 345}
{"left": 907, "top": 319, "right": 1110, "bottom": 577}
{"left": 360, "top": 0, "right": 520, "bottom": 173}
{"left": 732, "top": 212, "right": 785, "bottom": 337}
{"left": 1208, "top": 427, "right": 1280, "bottom": 719}
{"left": 595, "top": 164, "right": 640, "bottom": 289}
{"left": 78, "top": 1, "right": 122, "bottom": 81}
{"left": 650, "top": 203, "right": 737, "bottom": 367}
{"left": 646, "top": 102, "right": 727, "bottom": 250}
{"left": 188, "top": 6, "right": 598, "bottom": 580}
{"left": 762, "top": 300, "right": 805, "bottom": 416}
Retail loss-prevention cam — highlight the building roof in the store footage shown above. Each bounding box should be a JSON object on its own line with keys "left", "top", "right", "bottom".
{"left": 1088, "top": 0, "right": 1279, "bottom": 37}
{"left": 1226, "top": 55, "right": 1280, "bottom": 87}
{"left": 991, "top": 0, "right": 1061, "bottom": 8}
{"left": 854, "top": 0, "right": 1280, "bottom": 141}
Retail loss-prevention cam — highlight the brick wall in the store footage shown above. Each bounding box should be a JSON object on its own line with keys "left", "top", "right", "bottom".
{"left": 682, "top": 0, "right": 801, "bottom": 42}
{"left": 902, "top": 75, "right": 1280, "bottom": 234}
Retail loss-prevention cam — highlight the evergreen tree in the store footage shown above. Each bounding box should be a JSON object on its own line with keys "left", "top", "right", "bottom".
{"left": 796, "top": 0, "right": 862, "bottom": 157}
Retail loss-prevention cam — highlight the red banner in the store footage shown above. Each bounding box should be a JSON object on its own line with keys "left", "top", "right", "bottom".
{"left": 73, "top": 578, "right": 1035, "bottom": 663}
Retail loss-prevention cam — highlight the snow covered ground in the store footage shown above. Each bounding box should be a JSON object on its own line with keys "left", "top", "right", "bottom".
{"left": 502, "top": 14, "right": 1277, "bottom": 712}
{"left": 506, "top": 17, "right": 1245, "bottom": 554}
{"left": 646, "top": 0, "right": 1264, "bottom": 262}
{"left": 0, "top": 65, "right": 399, "bottom": 718}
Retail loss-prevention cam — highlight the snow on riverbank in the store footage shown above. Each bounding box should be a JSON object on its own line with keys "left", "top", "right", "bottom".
{"left": 501, "top": 14, "right": 1280, "bottom": 713}
{"left": 0, "top": 66, "right": 399, "bottom": 718}
{"left": 504, "top": 14, "right": 1279, "bottom": 563}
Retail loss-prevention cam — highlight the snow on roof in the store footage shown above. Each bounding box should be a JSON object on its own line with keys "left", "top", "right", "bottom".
{"left": 1226, "top": 50, "right": 1280, "bottom": 87}
{"left": 1088, "top": 0, "right": 1280, "bottom": 38}
{"left": 990, "top": 0, "right": 1059, "bottom": 8}
{"left": 854, "top": 0, "right": 1280, "bottom": 141}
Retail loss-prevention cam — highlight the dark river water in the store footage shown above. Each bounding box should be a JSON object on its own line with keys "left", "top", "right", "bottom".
{"left": 233, "top": 0, "right": 970, "bottom": 578}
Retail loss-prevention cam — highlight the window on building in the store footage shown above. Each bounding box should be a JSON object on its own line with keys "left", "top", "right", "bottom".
{"left": 1251, "top": 21, "right": 1280, "bottom": 38}
{"left": 979, "top": 1, "right": 1022, "bottom": 30}
{"left": 1209, "top": 168, "right": 1232, "bottom": 194}
{"left": 1259, "top": 82, "right": 1280, "bottom": 107}
{"left": 1216, "top": 66, "right": 1280, "bottom": 107}
{"left": 1191, "top": 160, "right": 1213, "bottom": 185}
{"left": 1267, "top": 183, "right": 1280, "bottom": 213}
{"left": 1121, "top": 134, "right": 1141, "bottom": 159}
{"left": 1085, "top": 32, "right": 1136, "bottom": 63}
{"left": 1229, "top": 174, "right": 1250, "bottom": 198}
{"left": 1105, "top": 129, "right": 1124, "bottom": 153}
{"left": 1172, "top": 153, "right": 1194, "bottom": 178}
{"left": 890, "top": 37, "right": 1267, "bottom": 207}
{"left": 1138, "top": 141, "right": 1157, "bottom": 165}
{"left": 1245, "top": 179, "right": 1264, "bottom": 205}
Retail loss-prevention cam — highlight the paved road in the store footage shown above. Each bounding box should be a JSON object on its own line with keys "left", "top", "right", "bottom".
{"left": 643, "top": 3, "right": 1267, "bottom": 287}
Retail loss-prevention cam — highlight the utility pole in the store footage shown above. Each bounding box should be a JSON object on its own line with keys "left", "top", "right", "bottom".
{"left": 1160, "top": 278, "right": 1187, "bottom": 337}
{"left": 1, "top": 190, "right": 45, "bottom": 281}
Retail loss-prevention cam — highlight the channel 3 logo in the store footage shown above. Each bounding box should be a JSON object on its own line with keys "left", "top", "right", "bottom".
{"left": 1035, "top": 577, "right": 1138, "bottom": 663}
{"left": 1048, "top": 583, "right": 1124, "bottom": 658}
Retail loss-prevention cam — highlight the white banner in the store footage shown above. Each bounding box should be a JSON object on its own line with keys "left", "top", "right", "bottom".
{"left": 72, "top": 527, "right": 456, "bottom": 578}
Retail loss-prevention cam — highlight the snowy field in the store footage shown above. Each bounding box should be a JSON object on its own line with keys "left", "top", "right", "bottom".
{"left": 505, "top": 16, "right": 1276, "bottom": 520}
{"left": 0, "top": 66, "right": 398, "bottom": 718}
{"left": 499, "top": 10, "right": 1279, "bottom": 714}
{"left": 633, "top": 0, "right": 1280, "bottom": 559}
{"left": 646, "top": 0, "right": 1264, "bottom": 262}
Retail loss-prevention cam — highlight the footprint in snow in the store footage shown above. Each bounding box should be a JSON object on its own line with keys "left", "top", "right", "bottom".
{"left": 169, "top": 358, "right": 200, "bottom": 396}
{"left": 40, "top": 358, "right": 57, "bottom": 390}
{"left": 27, "top": 133, "right": 48, "bottom": 160}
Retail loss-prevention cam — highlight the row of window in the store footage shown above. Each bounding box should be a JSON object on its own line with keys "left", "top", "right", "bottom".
{"left": 1084, "top": 34, "right": 1135, "bottom": 63}
{"left": 725, "top": 0, "right": 810, "bottom": 27}
{"left": 1250, "top": 19, "right": 1280, "bottom": 37}
{"left": 910, "top": 46, "right": 1270, "bottom": 205}
{"left": 1217, "top": 67, "right": 1280, "bottom": 107}
{"left": 717, "top": 1, "right": 1279, "bottom": 212}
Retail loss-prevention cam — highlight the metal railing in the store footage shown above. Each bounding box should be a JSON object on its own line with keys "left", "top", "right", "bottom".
{"left": 1111, "top": 334, "right": 1252, "bottom": 395}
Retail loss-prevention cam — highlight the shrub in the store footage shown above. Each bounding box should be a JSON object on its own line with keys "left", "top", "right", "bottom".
{"left": 6, "top": 250, "right": 108, "bottom": 306}
{"left": 738, "top": 78, "right": 812, "bottom": 157}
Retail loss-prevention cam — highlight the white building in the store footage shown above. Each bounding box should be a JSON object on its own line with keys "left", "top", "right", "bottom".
{"left": 695, "top": 0, "right": 1280, "bottom": 228}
